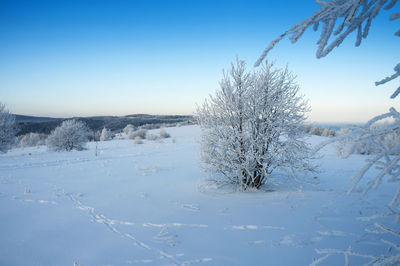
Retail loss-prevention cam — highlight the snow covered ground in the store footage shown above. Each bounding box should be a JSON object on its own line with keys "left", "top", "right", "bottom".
{"left": 0, "top": 125, "right": 397, "bottom": 265}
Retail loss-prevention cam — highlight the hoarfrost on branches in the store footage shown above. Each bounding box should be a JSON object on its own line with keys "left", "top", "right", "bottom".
{"left": 197, "top": 58, "right": 314, "bottom": 190}
{"left": 129, "top": 129, "right": 147, "bottom": 140}
{"left": 255, "top": 0, "right": 399, "bottom": 99}
{"left": 0, "top": 103, "right": 16, "bottom": 153}
{"left": 159, "top": 128, "right": 171, "bottom": 139}
{"left": 123, "top": 124, "right": 134, "bottom": 136}
{"left": 47, "top": 120, "right": 88, "bottom": 151}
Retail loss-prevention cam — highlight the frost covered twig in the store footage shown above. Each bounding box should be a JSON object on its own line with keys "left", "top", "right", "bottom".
{"left": 312, "top": 239, "right": 400, "bottom": 265}
{"left": 359, "top": 206, "right": 400, "bottom": 223}
{"left": 311, "top": 246, "right": 378, "bottom": 266}
{"left": 256, "top": 0, "right": 399, "bottom": 100}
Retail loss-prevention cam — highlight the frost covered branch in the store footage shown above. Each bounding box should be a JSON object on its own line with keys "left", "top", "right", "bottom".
{"left": 312, "top": 239, "right": 400, "bottom": 265}
{"left": 256, "top": 0, "right": 399, "bottom": 99}
{"left": 313, "top": 107, "right": 400, "bottom": 206}
{"left": 359, "top": 206, "right": 400, "bottom": 223}
{"left": 311, "top": 246, "right": 378, "bottom": 266}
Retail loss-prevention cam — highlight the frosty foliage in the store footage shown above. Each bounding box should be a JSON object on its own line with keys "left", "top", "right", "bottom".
{"left": 100, "top": 127, "right": 112, "bottom": 141}
{"left": 320, "top": 108, "right": 400, "bottom": 205}
{"left": 129, "top": 129, "right": 147, "bottom": 140}
{"left": 123, "top": 124, "right": 134, "bottom": 136}
{"left": 0, "top": 103, "right": 16, "bottom": 153}
{"left": 337, "top": 123, "right": 400, "bottom": 156}
{"left": 197, "top": 59, "right": 314, "bottom": 190}
{"left": 255, "top": 0, "right": 399, "bottom": 100}
{"left": 19, "top": 132, "right": 41, "bottom": 148}
{"left": 159, "top": 128, "right": 171, "bottom": 139}
{"left": 46, "top": 120, "right": 88, "bottom": 151}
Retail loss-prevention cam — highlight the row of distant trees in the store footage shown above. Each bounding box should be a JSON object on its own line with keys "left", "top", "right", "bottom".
{"left": 0, "top": 105, "right": 172, "bottom": 152}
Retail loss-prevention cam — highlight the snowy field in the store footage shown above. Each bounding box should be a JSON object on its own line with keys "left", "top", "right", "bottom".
{"left": 0, "top": 125, "right": 397, "bottom": 265}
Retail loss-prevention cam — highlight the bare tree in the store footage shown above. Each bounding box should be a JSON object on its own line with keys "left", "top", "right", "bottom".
{"left": 0, "top": 103, "right": 16, "bottom": 153}
{"left": 197, "top": 59, "right": 313, "bottom": 190}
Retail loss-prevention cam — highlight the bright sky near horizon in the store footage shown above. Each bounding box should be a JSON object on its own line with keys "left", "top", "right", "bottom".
{"left": 0, "top": 0, "right": 398, "bottom": 123}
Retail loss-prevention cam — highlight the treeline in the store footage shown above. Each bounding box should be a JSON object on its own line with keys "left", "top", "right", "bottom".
{"left": 15, "top": 114, "right": 194, "bottom": 136}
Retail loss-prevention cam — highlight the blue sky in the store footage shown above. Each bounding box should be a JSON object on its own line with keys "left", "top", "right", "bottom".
{"left": 0, "top": 0, "right": 398, "bottom": 122}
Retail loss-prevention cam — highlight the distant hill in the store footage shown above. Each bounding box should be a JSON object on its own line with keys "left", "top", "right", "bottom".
{"left": 14, "top": 114, "right": 194, "bottom": 136}
{"left": 15, "top": 114, "right": 62, "bottom": 123}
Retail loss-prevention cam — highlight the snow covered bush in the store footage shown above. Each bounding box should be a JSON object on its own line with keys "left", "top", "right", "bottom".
{"left": 47, "top": 120, "right": 88, "bottom": 151}
{"left": 159, "top": 128, "right": 170, "bottom": 138}
{"left": 197, "top": 59, "right": 314, "bottom": 190}
{"left": 100, "top": 127, "right": 112, "bottom": 141}
{"left": 123, "top": 124, "right": 134, "bottom": 136}
{"left": 19, "top": 132, "right": 41, "bottom": 148}
{"left": 128, "top": 128, "right": 147, "bottom": 140}
{"left": 0, "top": 103, "right": 16, "bottom": 153}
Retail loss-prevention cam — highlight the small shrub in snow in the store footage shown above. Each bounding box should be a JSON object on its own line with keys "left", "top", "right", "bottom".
{"left": 123, "top": 124, "right": 134, "bottom": 136}
{"left": 47, "top": 120, "right": 88, "bottom": 151}
{"left": 100, "top": 127, "right": 112, "bottom": 141}
{"left": 159, "top": 128, "right": 170, "bottom": 138}
{"left": 19, "top": 132, "right": 40, "bottom": 148}
{"left": 146, "top": 133, "right": 158, "bottom": 141}
{"left": 130, "top": 129, "right": 147, "bottom": 140}
{"left": 0, "top": 103, "right": 16, "bottom": 153}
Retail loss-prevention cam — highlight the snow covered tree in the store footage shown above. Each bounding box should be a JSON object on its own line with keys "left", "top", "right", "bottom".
{"left": 0, "top": 103, "right": 16, "bottom": 153}
{"left": 100, "top": 127, "right": 112, "bottom": 141}
{"left": 197, "top": 59, "right": 313, "bottom": 190}
{"left": 47, "top": 120, "right": 88, "bottom": 151}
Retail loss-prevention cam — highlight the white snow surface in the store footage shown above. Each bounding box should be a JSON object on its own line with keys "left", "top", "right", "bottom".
{"left": 0, "top": 125, "right": 397, "bottom": 265}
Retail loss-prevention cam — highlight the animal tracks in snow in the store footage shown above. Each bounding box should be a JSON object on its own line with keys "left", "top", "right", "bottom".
{"left": 62, "top": 190, "right": 211, "bottom": 265}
